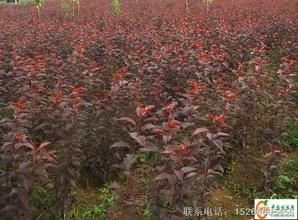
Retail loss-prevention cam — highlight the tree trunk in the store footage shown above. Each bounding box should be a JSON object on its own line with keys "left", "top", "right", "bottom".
{"left": 37, "top": 6, "right": 40, "bottom": 19}
{"left": 185, "top": 0, "right": 189, "bottom": 11}
{"left": 72, "top": 3, "right": 75, "bottom": 16}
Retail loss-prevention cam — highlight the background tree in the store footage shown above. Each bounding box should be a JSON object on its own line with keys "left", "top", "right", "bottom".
{"left": 185, "top": 0, "right": 189, "bottom": 11}
{"left": 35, "top": 0, "right": 43, "bottom": 19}
{"left": 111, "top": 0, "right": 121, "bottom": 16}
{"left": 203, "top": 0, "right": 214, "bottom": 11}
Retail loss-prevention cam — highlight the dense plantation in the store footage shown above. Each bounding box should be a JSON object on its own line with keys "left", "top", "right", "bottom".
{"left": 0, "top": 0, "right": 297, "bottom": 219}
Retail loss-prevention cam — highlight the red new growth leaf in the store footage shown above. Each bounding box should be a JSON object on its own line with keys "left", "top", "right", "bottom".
{"left": 212, "top": 114, "right": 227, "bottom": 124}
{"left": 136, "top": 102, "right": 154, "bottom": 117}
{"left": 112, "top": 66, "right": 129, "bottom": 83}
{"left": 88, "top": 61, "right": 98, "bottom": 69}
{"left": 199, "top": 52, "right": 210, "bottom": 62}
{"left": 10, "top": 99, "right": 26, "bottom": 113}
{"left": 14, "top": 132, "right": 27, "bottom": 142}
{"left": 167, "top": 117, "right": 182, "bottom": 129}
{"left": 57, "top": 78, "right": 64, "bottom": 90}
{"left": 69, "top": 86, "right": 85, "bottom": 95}
{"left": 162, "top": 102, "right": 176, "bottom": 115}
{"left": 254, "top": 59, "right": 268, "bottom": 70}
{"left": 72, "top": 96, "right": 82, "bottom": 109}
{"left": 218, "top": 52, "right": 226, "bottom": 61}
{"left": 189, "top": 80, "right": 206, "bottom": 93}
{"left": 140, "top": 106, "right": 153, "bottom": 117}
{"left": 223, "top": 90, "right": 237, "bottom": 101}
{"left": 175, "top": 144, "right": 188, "bottom": 154}
{"left": 47, "top": 151, "right": 57, "bottom": 160}
{"left": 206, "top": 114, "right": 230, "bottom": 128}
{"left": 52, "top": 90, "right": 63, "bottom": 104}
{"left": 271, "top": 145, "right": 283, "bottom": 154}
{"left": 192, "top": 40, "right": 204, "bottom": 48}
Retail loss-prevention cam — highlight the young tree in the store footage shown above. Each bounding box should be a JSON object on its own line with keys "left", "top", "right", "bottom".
{"left": 203, "top": 0, "right": 214, "bottom": 11}
{"left": 71, "top": 0, "right": 80, "bottom": 16}
{"left": 74, "top": 0, "right": 80, "bottom": 15}
{"left": 35, "top": 0, "right": 43, "bottom": 19}
{"left": 185, "top": 0, "right": 189, "bottom": 11}
{"left": 111, "top": 0, "right": 121, "bottom": 16}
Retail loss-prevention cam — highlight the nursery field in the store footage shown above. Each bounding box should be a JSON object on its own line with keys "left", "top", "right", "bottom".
{"left": 0, "top": 0, "right": 297, "bottom": 219}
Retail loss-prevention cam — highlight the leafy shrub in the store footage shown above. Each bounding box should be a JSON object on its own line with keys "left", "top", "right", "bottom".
{"left": 270, "top": 152, "right": 298, "bottom": 199}
{"left": 111, "top": 0, "right": 120, "bottom": 16}
{"left": 0, "top": 0, "right": 296, "bottom": 218}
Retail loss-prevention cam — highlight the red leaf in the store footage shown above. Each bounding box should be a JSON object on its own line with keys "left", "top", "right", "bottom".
{"left": 192, "top": 127, "right": 209, "bottom": 136}
{"left": 154, "top": 173, "right": 174, "bottom": 183}
{"left": 122, "top": 154, "right": 137, "bottom": 170}
{"left": 21, "top": 143, "right": 34, "bottom": 150}
{"left": 181, "top": 166, "right": 197, "bottom": 174}
{"left": 117, "top": 117, "right": 137, "bottom": 127}
{"left": 39, "top": 141, "right": 51, "bottom": 149}
{"left": 135, "top": 135, "right": 146, "bottom": 147}
{"left": 110, "top": 141, "right": 131, "bottom": 149}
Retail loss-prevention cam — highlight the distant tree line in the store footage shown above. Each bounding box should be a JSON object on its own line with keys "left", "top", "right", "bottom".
{"left": 2, "top": 0, "right": 19, "bottom": 3}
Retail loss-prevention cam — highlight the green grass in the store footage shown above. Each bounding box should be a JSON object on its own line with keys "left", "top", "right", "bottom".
{"left": 63, "top": 184, "right": 115, "bottom": 220}
{"left": 142, "top": 204, "right": 155, "bottom": 218}
{"left": 79, "top": 185, "right": 115, "bottom": 220}
{"left": 269, "top": 152, "right": 298, "bottom": 199}
{"left": 0, "top": 107, "right": 14, "bottom": 119}
{"left": 19, "top": 0, "right": 32, "bottom": 5}
{"left": 282, "top": 120, "right": 298, "bottom": 149}
{"left": 266, "top": 47, "right": 284, "bottom": 74}
{"left": 79, "top": 204, "right": 107, "bottom": 220}
{"left": 224, "top": 120, "right": 298, "bottom": 200}
{"left": 31, "top": 183, "right": 59, "bottom": 220}
{"left": 227, "top": 182, "right": 258, "bottom": 198}
{"left": 136, "top": 152, "right": 156, "bottom": 164}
